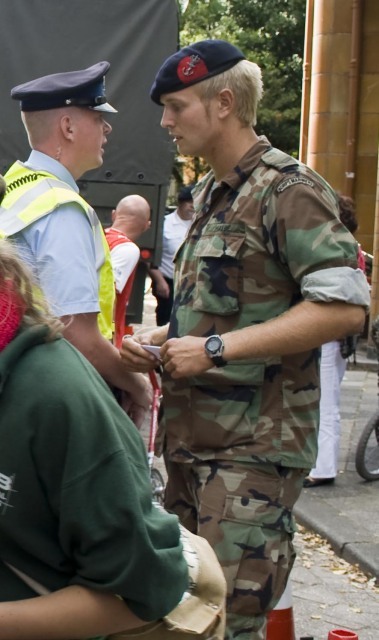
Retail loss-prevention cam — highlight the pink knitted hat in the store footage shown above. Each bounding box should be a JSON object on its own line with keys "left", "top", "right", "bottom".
{"left": 0, "top": 281, "right": 24, "bottom": 351}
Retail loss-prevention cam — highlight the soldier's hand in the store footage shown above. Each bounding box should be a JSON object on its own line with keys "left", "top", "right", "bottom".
{"left": 161, "top": 336, "right": 213, "bottom": 378}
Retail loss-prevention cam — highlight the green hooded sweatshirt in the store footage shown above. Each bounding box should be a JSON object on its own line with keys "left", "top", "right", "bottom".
{"left": 0, "top": 325, "right": 188, "bottom": 621}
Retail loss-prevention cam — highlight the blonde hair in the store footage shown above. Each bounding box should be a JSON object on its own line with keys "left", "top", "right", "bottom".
{"left": 196, "top": 59, "right": 263, "bottom": 127}
{"left": 21, "top": 109, "right": 63, "bottom": 147}
{"left": 0, "top": 239, "right": 63, "bottom": 339}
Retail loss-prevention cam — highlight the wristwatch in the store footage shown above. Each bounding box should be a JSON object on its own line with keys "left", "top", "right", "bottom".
{"left": 204, "top": 334, "right": 227, "bottom": 367}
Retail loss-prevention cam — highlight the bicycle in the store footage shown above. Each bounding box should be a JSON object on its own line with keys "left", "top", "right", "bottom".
{"left": 355, "top": 315, "right": 379, "bottom": 481}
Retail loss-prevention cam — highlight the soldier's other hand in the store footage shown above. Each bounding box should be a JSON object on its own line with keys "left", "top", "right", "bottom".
{"left": 161, "top": 336, "right": 213, "bottom": 378}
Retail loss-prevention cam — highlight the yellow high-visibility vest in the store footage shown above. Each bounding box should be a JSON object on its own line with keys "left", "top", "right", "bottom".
{"left": 0, "top": 161, "right": 114, "bottom": 339}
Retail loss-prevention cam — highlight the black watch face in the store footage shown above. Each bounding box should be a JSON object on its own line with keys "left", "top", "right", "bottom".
{"left": 207, "top": 336, "right": 221, "bottom": 354}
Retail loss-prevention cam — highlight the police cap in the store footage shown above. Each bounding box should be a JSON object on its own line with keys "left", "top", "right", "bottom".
{"left": 11, "top": 61, "right": 117, "bottom": 113}
{"left": 150, "top": 39, "right": 246, "bottom": 105}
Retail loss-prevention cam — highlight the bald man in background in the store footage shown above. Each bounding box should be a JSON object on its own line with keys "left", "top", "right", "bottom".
{"left": 105, "top": 194, "right": 151, "bottom": 348}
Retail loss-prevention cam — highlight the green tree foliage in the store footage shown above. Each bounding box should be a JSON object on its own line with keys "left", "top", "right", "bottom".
{"left": 177, "top": 0, "right": 306, "bottom": 157}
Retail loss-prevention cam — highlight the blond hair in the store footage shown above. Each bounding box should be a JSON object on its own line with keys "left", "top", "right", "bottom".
{"left": 21, "top": 109, "right": 64, "bottom": 147}
{"left": 0, "top": 239, "right": 63, "bottom": 339}
{"left": 196, "top": 59, "right": 263, "bottom": 127}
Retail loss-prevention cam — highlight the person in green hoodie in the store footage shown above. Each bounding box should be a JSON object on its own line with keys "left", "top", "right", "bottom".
{"left": 0, "top": 227, "right": 225, "bottom": 639}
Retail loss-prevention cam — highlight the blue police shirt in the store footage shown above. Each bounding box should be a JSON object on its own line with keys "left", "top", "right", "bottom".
{"left": 13, "top": 151, "right": 99, "bottom": 318}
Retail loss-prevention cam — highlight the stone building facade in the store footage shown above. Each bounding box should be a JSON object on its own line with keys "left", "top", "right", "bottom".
{"left": 300, "top": 0, "right": 379, "bottom": 318}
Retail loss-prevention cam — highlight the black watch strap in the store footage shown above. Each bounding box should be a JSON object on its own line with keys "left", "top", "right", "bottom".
{"left": 212, "top": 354, "right": 227, "bottom": 368}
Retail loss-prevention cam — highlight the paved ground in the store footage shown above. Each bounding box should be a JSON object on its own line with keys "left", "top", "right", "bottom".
{"left": 292, "top": 344, "right": 379, "bottom": 640}
{"left": 291, "top": 525, "right": 379, "bottom": 640}
{"left": 136, "top": 288, "right": 379, "bottom": 639}
{"left": 294, "top": 363, "right": 379, "bottom": 579}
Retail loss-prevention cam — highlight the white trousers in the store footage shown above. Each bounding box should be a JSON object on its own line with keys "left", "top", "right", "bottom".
{"left": 310, "top": 341, "right": 347, "bottom": 479}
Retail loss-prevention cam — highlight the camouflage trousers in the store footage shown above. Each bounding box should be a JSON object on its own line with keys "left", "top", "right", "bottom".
{"left": 164, "top": 459, "right": 305, "bottom": 640}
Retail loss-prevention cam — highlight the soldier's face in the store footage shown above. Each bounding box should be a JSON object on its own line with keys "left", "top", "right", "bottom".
{"left": 160, "top": 86, "right": 219, "bottom": 159}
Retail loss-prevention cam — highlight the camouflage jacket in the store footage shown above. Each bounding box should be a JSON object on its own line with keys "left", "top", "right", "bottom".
{"left": 162, "top": 136, "right": 360, "bottom": 468}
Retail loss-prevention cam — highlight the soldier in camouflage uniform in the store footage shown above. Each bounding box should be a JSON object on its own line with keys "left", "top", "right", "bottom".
{"left": 120, "top": 40, "right": 370, "bottom": 639}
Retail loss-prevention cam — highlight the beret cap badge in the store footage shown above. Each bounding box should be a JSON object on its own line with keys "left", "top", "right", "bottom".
{"left": 177, "top": 55, "right": 209, "bottom": 83}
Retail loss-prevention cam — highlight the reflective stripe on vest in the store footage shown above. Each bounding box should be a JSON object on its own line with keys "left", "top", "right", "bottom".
{"left": 0, "top": 162, "right": 114, "bottom": 339}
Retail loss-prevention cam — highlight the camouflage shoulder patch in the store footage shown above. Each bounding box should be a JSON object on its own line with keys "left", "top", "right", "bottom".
{"left": 276, "top": 176, "right": 315, "bottom": 193}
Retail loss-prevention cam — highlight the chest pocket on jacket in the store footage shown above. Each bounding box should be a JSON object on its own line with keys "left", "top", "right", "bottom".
{"left": 192, "top": 224, "right": 245, "bottom": 315}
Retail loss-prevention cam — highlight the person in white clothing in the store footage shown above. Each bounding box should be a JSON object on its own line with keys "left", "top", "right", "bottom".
{"left": 149, "top": 185, "right": 194, "bottom": 325}
{"left": 304, "top": 194, "right": 365, "bottom": 487}
{"left": 303, "top": 341, "right": 348, "bottom": 486}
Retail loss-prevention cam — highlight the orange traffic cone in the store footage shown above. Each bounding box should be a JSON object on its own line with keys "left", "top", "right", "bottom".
{"left": 266, "top": 580, "right": 296, "bottom": 640}
{"left": 328, "top": 631, "right": 358, "bottom": 639}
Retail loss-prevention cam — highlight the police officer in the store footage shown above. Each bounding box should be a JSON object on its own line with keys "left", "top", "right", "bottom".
{"left": 0, "top": 62, "right": 151, "bottom": 426}
{"left": 120, "top": 40, "right": 370, "bottom": 639}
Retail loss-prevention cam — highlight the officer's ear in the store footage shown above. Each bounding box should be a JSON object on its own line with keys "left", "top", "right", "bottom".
{"left": 61, "top": 115, "right": 74, "bottom": 140}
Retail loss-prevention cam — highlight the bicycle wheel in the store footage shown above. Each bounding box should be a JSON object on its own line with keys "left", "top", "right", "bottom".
{"left": 355, "top": 411, "right": 379, "bottom": 481}
{"left": 150, "top": 467, "right": 165, "bottom": 504}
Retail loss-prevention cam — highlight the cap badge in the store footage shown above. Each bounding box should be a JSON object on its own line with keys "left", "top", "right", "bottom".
{"left": 177, "top": 54, "right": 208, "bottom": 84}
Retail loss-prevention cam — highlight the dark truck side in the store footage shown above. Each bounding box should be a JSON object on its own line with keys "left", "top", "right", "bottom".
{"left": 0, "top": 0, "right": 179, "bottom": 323}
